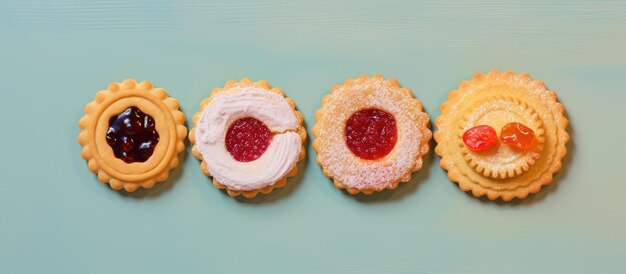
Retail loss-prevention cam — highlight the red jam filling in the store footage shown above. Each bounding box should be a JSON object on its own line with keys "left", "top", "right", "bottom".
{"left": 106, "top": 107, "right": 159, "bottom": 163}
{"left": 225, "top": 117, "right": 273, "bottom": 162}
{"left": 345, "top": 109, "right": 397, "bottom": 160}
{"left": 501, "top": 122, "right": 536, "bottom": 150}
{"left": 463, "top": 125, "right": 497, "bottom": 151}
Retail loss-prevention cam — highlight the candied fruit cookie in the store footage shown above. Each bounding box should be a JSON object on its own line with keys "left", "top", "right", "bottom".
{"left": 189, "top": 79, "right": 306, "bottom": 198}
{"left": 312, "top": 75, "right": 431, "bottom": 195}
{"left": 78, "top": 79, "right": 187, "bottom": 192}
{"left": 434, "top": 70, "right": 569, "bottom": 202}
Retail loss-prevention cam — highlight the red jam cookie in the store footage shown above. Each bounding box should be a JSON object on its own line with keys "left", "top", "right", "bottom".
{"left": 189, "top": 78, "right": 306, "bottom": 198}
{"left": 313, "top": 75, "right": 431, "bottom": 195}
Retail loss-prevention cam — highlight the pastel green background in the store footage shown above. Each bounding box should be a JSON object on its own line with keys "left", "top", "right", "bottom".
{"left": 1, "top": 0, "right": 626, "bottom": 273}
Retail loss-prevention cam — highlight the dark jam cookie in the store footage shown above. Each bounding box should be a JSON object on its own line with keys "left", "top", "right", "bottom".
{"left": 78, "top": 79, "right": 187, "bottom": 192}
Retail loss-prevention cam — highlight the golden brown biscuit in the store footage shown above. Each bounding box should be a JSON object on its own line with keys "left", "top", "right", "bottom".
{"left": 434, "top": 70, "right": 569, "bottom": 201}
{"left": 189, "top": 79, "right": 306, "bottom": 198}
{"left": 78, "top": 79, "right": 187, "bottom": 192}
{"left": 313, "top": 75, "right": 431, "bottom": 195}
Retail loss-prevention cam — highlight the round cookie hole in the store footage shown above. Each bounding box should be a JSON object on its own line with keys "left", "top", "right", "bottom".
{"left": 106, "top": 106, "right": 159, "bottom": 163}
{"left": 225, "top": 117, "right": 273, "bottom": 162}
{"left": 345, "top": 108, "right": 397, "bottom": 160}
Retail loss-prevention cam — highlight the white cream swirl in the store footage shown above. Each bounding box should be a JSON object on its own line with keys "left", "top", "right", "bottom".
{"left": 195, "top": 87, "right": 302, "bottom": 191}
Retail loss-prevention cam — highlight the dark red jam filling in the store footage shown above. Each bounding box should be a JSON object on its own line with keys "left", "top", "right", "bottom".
{"left": 225, "top": 117, "right": 273, "bottom": 162}
{"left": 345, "top": 109, "right": 397, "bottom": 160}
{"left": 106, "top": 107, "right": 159, "bottom": 163}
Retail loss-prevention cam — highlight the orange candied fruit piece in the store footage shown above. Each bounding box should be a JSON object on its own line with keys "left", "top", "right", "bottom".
{"left": 500, "top": 122, "right": 536, "bottom": 150}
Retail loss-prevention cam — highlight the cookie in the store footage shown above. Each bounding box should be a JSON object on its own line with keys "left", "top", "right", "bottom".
{"left": 78, "top": 79, "right": 187, "bottom": 192}
{"left": 434, "top": 70, "right": 569, "bottom": 201}
{"left": 312, "top": 75, "right": 431, "bottom": 195}
{"left": 189, "top": 78, "right": 306, "bottom": 198}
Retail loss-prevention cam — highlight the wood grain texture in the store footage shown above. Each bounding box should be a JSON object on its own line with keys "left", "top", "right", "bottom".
{"left": 4, "top": 0, "right": 626, "bottom": 56}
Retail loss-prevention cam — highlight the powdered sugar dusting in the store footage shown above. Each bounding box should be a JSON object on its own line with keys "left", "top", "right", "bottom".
{"left": 314, "top": 76, "right": 431, "bottom": 191}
